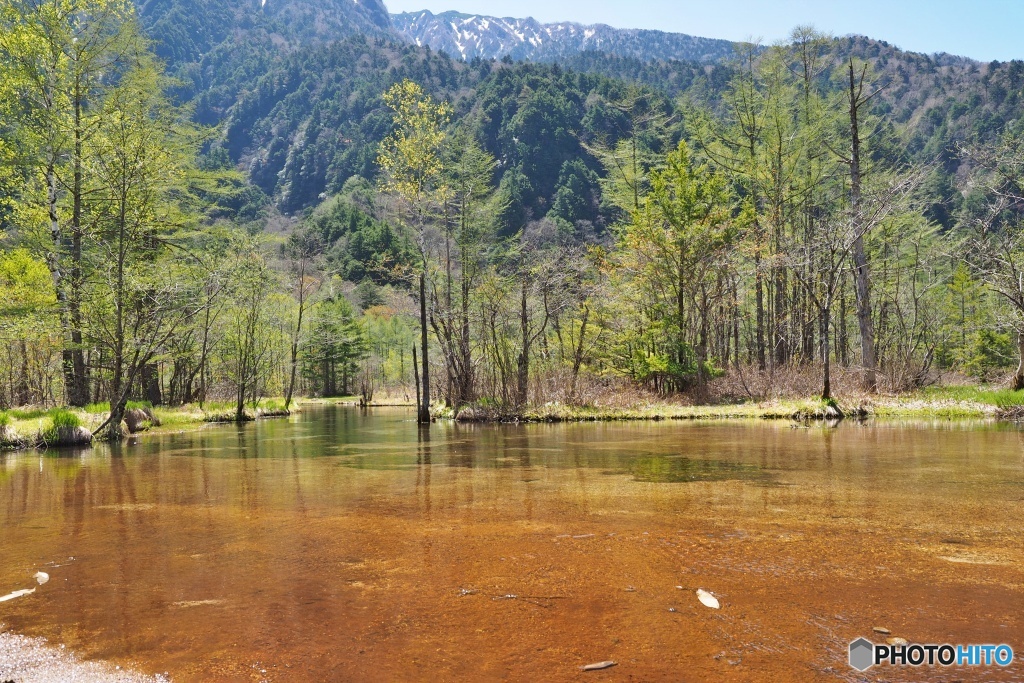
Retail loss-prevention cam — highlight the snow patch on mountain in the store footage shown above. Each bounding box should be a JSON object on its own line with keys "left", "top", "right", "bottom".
{"left": 392, "top": 10, "right": 736, "bottom": 64}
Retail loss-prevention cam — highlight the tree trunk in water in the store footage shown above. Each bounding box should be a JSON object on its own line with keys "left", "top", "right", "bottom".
{"left": 235, "top": 352, "right": 247, "bottom": 421}
{"left": 284, "top": 260, "right": 307, "bottom": 412}
{"left": 109, "top": 392, "right": 128, "bottom": 441}
{"left": 419, "top": 274, "right": 431, "bottom": 424}
{"left": 284, "top": 344, "right": 299, "bottom": 411}
{"left": 413, "top": 344, "right": 421, "bottom": 416}
{"left": 849, "top": 60, "right": 877, "bottom": 392}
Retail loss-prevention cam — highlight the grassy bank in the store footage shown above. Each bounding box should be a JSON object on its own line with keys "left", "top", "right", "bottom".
{"left": 0, "top": 398, "right": 300, "bottom": 451}
{"left": 450, "top": 386, "right": 1024, "bottom": 423}
{"left": 3, "top": 385, "right": 1024, "bottom": 451}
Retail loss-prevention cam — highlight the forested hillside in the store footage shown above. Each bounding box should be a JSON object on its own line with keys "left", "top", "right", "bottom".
{"left": 4, "top": 0, "right": 1024, "bottom": 438}
{"left": 221, "top": 38, "right": 672, "bottom": 219}
{"left": 138, "top": 0, "right": 391, "bottom": 64}
{"left": 123, "top": 0, "right": 1024, "bottom": 233}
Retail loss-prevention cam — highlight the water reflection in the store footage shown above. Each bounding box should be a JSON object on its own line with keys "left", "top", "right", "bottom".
{"left": 1, "top": 408, "right": 1022, "bottom": 682}
{"left": 621, "top": 455, "right": 773, "bottom": 483}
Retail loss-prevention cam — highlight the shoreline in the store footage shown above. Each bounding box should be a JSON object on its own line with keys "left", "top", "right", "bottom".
{"left": 0, "top": 392, "right": 1019, "bottom": 455}
{"left": 0, "top": 630, "right": 165, "bottom": 683}
{"left": 449, "top": 395, "right": 1008, "bottom": 424}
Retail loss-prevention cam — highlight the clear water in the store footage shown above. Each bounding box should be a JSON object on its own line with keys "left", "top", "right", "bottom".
{"left": 1, "top": 408, "right": 1022, "bottom": 681}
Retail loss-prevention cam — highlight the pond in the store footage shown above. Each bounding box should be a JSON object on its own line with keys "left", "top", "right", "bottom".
{"left": 1, "top": 407, "right": 1023, "bottom": 681}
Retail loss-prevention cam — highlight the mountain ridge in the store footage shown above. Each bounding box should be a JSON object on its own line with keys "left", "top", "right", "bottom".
{"left": 391, "top": 9, "right": 737, "bottom": 64}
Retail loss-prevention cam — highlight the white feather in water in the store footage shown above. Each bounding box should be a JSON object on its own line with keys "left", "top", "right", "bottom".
{"left": 34, "top": 572, "right": 49, "bottom": 585}
{"left": 696, "top": 588, "right": 720, "bottom": 609}
{"left": 0, "top": 588, "right": 36, "bottom": 602}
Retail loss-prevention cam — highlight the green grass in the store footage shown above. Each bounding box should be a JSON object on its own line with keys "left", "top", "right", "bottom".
{"left": 257, "top": 398, "right": 289, "bottom": 413}
{"left": 150, "top": 406, "right": 200, "bottom": 427}
{"left": 39, "top": 408, "right": 85, "bottom": 444}
{"left": 915, "top": 386, "right": 1024, "bottom": 408}
{"left": 6, "top": 407, "right": 50, "bottom": 420}
{"left": 0, "top": 412, "right": 10, "bottom": 428}
{"left": 48, "top": 408, "right": 82, "bottom": 429}
{"left": 86, "top": 400, "right": 152, "bottom": 414}
{"left": 197, "top": 400, "right": 237, "bottom": 412}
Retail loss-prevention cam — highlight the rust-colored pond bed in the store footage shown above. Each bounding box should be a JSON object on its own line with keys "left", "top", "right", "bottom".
{"left": 2, "top": 407, "right": 1023, "bottom": 681}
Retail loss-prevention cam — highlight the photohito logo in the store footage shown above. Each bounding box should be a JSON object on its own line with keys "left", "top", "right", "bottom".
{"left": 849, "top": 638, "right": 1014, "bottom": 672}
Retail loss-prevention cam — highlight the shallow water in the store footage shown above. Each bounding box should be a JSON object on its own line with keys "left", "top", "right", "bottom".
{"left": 1, "top": 408, "right": 1023, "bottom": 681}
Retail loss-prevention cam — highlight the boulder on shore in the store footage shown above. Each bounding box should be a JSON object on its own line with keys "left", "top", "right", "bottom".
{"left": 455, "top": 407, "right": 485, "bottom": 422}
{"left": 124, "top": 408, "right": 150, "bottom": 433}
{"left": 0, "top": 425, "right": 26, "bottom": 449}
{"left": 40, "top": 426, "right": 93, "bottom": 448}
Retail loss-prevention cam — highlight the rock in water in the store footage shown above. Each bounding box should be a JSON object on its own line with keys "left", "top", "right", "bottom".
{"left": 696, "top": 589, "right": 720, "bottom": 609}
{"left": 49, "top": 426, "right": 93, "bottom": 447}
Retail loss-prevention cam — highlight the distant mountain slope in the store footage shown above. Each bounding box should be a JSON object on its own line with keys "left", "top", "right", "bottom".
{"left": 136, "top": 0, "right": 392, "bottom": 66}
{"left": 391, "top": 10, "right": 736, "bottom": 63}
{"left": 126, "top": 0, "right": 1024, "bottom": 230}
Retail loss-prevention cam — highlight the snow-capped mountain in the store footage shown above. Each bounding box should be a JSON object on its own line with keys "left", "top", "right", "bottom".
{"left": 392, "top": 10, "right": 736, "bottom": 63}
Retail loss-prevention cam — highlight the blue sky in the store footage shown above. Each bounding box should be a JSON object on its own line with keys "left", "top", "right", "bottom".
{"left": 385, "top": 0, "right": 1024, "bottom": 62}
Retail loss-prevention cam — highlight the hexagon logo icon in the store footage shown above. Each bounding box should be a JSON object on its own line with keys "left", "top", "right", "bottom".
{"left": 849, "top": 637, "right": 875, "bottom": 672}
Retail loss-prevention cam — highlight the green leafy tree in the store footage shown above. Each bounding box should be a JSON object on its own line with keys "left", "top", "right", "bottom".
{"left": 87, "top": 54, "right": 209, "bottom": 437}
{"left": 612, "top": 141, "right": 734, "bottom": 391}
{"left": 377, "top": 78, "right": 451, "bottom": 422}
{"left": 301, "top": 291, "right": 368, "bottom": 397}
{"left": 0, "top": 0, "right": 146, "bottom": 406}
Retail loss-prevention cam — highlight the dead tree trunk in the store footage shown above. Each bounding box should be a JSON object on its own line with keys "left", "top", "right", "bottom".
{"left": 1014, "top": 331, "right": 1024, "bottom": 391}
{"left": 849, "top": 60, "right": 878, "bottom": 392}
{"left": 418, "top": 273, "right": 431, "bottom": 424}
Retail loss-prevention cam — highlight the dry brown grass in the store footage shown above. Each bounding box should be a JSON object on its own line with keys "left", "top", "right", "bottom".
{"left": 528, "top": 362, "right": 1004, "bottom": 413}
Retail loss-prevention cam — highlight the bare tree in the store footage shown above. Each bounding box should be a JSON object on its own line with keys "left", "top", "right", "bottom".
{"left": 283, "top": 230, "right": 322, "bottom": 411}
{"left": 961, "top": 132, "right": 1024, "bottom": 389}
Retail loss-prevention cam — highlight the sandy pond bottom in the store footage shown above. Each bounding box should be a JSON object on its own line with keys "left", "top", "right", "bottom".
{"left": 1, "top": 408, "right": 1023, "bottom": 682}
